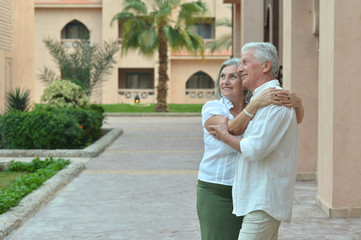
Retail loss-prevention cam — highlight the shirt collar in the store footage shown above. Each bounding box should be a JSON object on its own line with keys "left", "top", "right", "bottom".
{"left": 221, "top": 96, "right": 234, "bottom": 111}
{"left": 252, "top": 80, "right": 280, "bottom": 98}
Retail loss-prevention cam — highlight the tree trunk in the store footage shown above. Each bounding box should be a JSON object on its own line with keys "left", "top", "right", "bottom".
{"left": 154, "top": 25, "right": 169, "bottom": 112}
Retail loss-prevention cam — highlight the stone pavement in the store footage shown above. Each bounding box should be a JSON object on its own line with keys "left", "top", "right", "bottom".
{"left": 4, "top": 116, "right": 361, "bottom": 240}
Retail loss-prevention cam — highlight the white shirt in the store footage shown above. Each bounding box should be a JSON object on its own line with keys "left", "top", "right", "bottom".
{"left": 232, "top": 80, "right": 299, "bottom": 223}
{"left": 198, "top": 97, "right": 241, "bottom": 186}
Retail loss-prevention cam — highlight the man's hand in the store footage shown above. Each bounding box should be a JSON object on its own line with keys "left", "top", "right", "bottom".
{"left": 209, "top": 116, "right": 242, "bottom": 152}
{"left": 209, "top": 116, "right": 230, "bottom": 141}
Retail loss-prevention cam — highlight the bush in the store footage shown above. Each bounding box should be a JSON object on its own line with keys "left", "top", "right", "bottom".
{"left": 45, "top": 106, "right": 104, "bottom": 145}
{"left": 41, "top": 80, "right": 89, "bottom": 108}
{"left": 0, "top": 106, "right": 103, "bottom": 149}
{"left": 0, "top": 109, "right": 82, "bottom": 149}
{"left": 0, "top": 158, "right": 70, "bottom": 214}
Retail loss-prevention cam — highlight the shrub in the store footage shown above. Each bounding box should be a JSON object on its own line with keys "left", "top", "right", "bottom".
{"left": 5, "top": 87, "right": 31, "bottom": 112}
{"left": 46, "top": 106, "right": 104, "bottom": 145}
{"left": 41, "top": 80, "right": 89, "bottom": 108}
{"left": 0, "top": 106, "right": 103, "bottom": 149}
{"left": 0, "top": 109, "right": 82, "bottom": 149}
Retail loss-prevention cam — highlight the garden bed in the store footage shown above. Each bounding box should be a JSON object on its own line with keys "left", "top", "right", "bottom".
{"left": 0, "top": 159, "right": 85, "bottom": 239}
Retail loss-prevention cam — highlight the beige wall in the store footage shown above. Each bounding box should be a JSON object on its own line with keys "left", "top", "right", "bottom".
{"left": 0, "top": 0, "right": 34, "bottom": 112}
{"left": 0, "top": 0, "right": 12, "bottom": 112}
{"left": 12, "top": 1, "right": 35, "bottom": 106}
{"left": 170, "top": 58, "right": 227, "bottom": 103}
{"left": 241, "top": 0, "right": 263, "bottom": 46}
{"left": 0, "top": 50, "right": 12, "bottom": 113}
{"left": 100, "top": 0, "right": 120, "bottom": 104}
{"left": 34, "top": 7, "right": 102, "bottom": 102}
{"left": 317, "top": 0, "right": 361, "bottom": 216}
{"left": 283, "top": 0, "right": 319, "bottom": 176}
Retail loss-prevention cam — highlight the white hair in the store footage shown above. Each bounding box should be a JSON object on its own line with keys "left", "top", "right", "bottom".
{"left": 241, "top": 42, "right": 279, "bottom": 78}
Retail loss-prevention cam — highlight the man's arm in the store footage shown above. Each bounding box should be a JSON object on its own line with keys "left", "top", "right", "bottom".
{"left": 209, "top": 116, "right": 243, "bottom": 152}
{"left": 240, "top": 105, "right": 295, "bottom": 162}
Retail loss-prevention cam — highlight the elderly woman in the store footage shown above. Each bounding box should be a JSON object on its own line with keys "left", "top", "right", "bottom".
{"left": 197, "top": 58, "right": 304, "bottom": 240}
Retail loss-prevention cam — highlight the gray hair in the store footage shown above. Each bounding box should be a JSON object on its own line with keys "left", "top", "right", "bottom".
{"left": 241, "top": 42, "right": 279, "bottom": 78}
{"left": 214, "top": 58, "right": 241, "bottom": 99}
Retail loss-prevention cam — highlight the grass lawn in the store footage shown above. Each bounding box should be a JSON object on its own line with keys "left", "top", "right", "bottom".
{"left": 100, "top": 103, "right": 203, "bottom": 113}
{"left": 0, "top": 172, "right": 29, "bottom": 189}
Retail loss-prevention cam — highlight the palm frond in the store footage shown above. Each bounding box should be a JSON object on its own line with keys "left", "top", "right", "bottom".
{"left": 163, "top": 25, "right": 184, "bottom": 49}
{"left": 39, "top": 66, "right": 59, "bottom": 86}
{"left": 138, "top": 28, "right": 158, "bottom": 55}
{"left": 178, "top": 1, "right": 207, "bottom": 23}
{"left": 207, "top": 34, "right": 232, "bottom": 52}
{"left": 42, "top": 37, "right": 71, "bottom": 77}
{"left": 123, "top": 0, "right": 148, "bottom": 14}
{"left": 5, "top": 88, "right": 31, "bottom": 112}
{"left": 89, "top": 40, "right": 119, "bottom": 94}
{"left": 215, "top": 18, "right": 232, "bottom": 27}
{"left": 111, "top": 12, "right": 135, "bottom": 26}
{"left": 120, "top": 18, "right": 150, "bottom": 54}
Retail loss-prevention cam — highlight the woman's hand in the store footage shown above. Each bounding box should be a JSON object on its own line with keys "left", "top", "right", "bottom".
{"left": 248, "top": 88, "right": 304, "bottom": 124}
{"left": 277, "top": 90, "right": 304, "bottom": 124}
{"left": 251, "top": 88, "right": 283, "bottom": 108}
{"left": 278, "top": 90, "right": 302, "bottom": 108}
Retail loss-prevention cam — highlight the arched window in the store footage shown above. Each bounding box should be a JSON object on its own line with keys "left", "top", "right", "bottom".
{"left": 61, "top": 20, "right": 89, "bottom": 39}
{"left": 186, "top": 72, "right": 214, "bottom": 89}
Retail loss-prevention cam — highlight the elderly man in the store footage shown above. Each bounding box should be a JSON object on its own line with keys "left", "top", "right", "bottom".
{"left": 209, "top": 42, "right": 299, "bottom": 240}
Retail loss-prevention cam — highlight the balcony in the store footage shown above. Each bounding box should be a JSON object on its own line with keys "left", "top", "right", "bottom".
{"left": 118, "top": 89, "right": 155, "bottom": 104}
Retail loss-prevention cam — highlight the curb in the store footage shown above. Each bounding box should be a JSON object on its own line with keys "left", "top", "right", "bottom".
{"left": 0, "top": 128, "right": 123, "bottom": 158}
{"left": 0, "top": 160, "right": 86, "bottom": 239}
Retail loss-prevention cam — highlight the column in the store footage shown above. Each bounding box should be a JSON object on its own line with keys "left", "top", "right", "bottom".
{"left": 317, "top": 0, "right": 361, "bottom": 217}
{"left": 283, "top": 0, "right": 319, "bottom": 179}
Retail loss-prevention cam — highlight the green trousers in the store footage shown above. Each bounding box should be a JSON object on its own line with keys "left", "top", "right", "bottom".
{"left": 197, "top": 180, "right": 243, "bottom": 240}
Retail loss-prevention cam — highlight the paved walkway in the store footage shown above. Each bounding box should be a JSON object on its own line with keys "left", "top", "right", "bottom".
{"left": 5, "top": 116, "right": 361, "bottom": 240}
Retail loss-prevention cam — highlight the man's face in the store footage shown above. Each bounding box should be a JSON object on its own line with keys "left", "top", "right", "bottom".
{"left": 237, "top": 49, "right": 264, "bottom": 91}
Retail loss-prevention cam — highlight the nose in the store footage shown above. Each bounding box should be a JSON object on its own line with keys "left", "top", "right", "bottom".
{"left": 237, "top": 64, "right": 243, "bottom": 72}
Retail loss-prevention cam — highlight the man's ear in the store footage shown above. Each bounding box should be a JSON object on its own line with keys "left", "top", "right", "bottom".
{"left": 263, "top": 61, "right": 272, "bottom": 73}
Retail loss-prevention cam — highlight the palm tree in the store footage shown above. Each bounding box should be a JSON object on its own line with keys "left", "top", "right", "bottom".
{"left": 112, "top": 0, "right": 207, "bottom": 112}
{"left": 40, "top": 37, "right": 119, "bottom": 96}
{"left": 206, "top": 18, "right": 232, "bottom": 53}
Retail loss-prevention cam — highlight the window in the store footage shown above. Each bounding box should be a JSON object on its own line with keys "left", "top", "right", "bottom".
{"left": 126, "top": 73, "right": 152, "bottom": 89}
{"left": 189, "top": 18, "right": 215, "bottom": 39}
{"left": 186, "top": 72, "right": 214, "bottom": 89}
{"left": 61, "top": 20, "right": 89, "bottom": 39}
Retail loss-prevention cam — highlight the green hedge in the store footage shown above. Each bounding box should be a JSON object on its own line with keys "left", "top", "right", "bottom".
{"left": 0, "top": 105, "right": 104, "bottom": 149}
{"left": 0, "top": 158, "right": 70, "bottom": 214}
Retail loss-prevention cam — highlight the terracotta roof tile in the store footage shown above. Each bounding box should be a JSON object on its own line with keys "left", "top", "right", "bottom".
{"left": 35, "top": 0, "right": 101, "bottom": 5}
{"left": 171, "top": 49, "right": 232, "bottom": 57}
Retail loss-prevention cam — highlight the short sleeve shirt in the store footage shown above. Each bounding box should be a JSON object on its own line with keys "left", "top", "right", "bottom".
{"left": 198, "top": 97, "right": 241, "bottom": 186}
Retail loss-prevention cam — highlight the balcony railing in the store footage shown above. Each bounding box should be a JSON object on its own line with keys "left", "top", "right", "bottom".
{"left": 185, "top": 89, "right": 215, "bottom": 103}
{"left": 118, "top": 89, "right": 155, "bottom": 104}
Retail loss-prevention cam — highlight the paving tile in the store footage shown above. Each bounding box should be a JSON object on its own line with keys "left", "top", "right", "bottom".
{"left": 5, "top": 116, "right": 361, "bottom": 240}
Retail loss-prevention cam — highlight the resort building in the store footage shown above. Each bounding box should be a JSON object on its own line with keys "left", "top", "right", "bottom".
{"left": 33, "top": 0, "right": 232, "bottom": 105}
{"left": 0, "top": 0, "right": 360, "bottom": 219}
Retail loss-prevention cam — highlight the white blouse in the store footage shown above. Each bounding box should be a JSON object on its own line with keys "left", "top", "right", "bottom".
{"left": 198, "top": 97, "right": 241, "bottom": 186}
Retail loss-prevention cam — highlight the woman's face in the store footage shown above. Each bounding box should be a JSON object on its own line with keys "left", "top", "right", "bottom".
{"left": 219, "top": 65, "right": 244, "bottom": 101}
